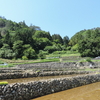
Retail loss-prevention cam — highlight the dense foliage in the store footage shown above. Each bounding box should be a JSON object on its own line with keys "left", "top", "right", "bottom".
{"left": 0, "top": 16, "right": 100, "bottom": 59}
{"left": 69, "top": 28, "right": 100, "bottom": 57}
{"left": 0, "top": 16, "right": 69, "bottom": 59}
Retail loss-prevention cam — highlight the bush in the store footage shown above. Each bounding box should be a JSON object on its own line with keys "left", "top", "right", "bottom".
{"left": 44, "top": 46, "right": 58, "bottom": 53}
{"left": 71, "top": 44, "right": 78, "bottom": 51}
{"left": 86, "top": 58, "right": 92, "bottom": 62}
{"left": 22, "top": 56, "right": 28, "bottom": 60}
{"left": 38, "top": 52, "right": 46, "bottom": 59}
{"left": 23, "top": 47, "right": 37, "bottom": 59}
{"left": 66, "top": 46, "right": 71, "bottom": 50}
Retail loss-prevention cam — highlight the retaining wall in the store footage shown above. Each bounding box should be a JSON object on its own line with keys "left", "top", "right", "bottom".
{"left": 0, "top": 61, "right": 99, "bottom": 80}
{"left": 15, "top": 62, "right": 100, "bottom": 69}
{"left": 0, "top": 71, "right": 90, "bottom": 80}
{"left": 0, "top": 74, "right": 100, "bottom": 100}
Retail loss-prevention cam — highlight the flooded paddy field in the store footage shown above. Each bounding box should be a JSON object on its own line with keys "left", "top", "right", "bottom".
{"left": 33, "top": 81, "right": 100, "bottom": 100}
{"left": 0, "top": 74, "right": 85, "bottom": 84}
{"left": 0, "top": 62, "right": 100, "bottom": 100}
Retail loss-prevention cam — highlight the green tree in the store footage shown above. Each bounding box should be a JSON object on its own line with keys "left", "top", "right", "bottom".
{"left": 63, "top": 36, "right": 69, "bottom": 46}
{"left": 5, "top": 20, "right": 14, "bottom": 30}
{"left": 71, "top": 44, "right": 78, "bottom": 51}
{"left": 38, "top": 50, "right": 46, "bottom": 59}
{"left": 0, "top": 44, "right": 14, "bottom": 59}
{"left": 52, "top": 34, "right": 63, "bottom": 44}
{"left": 1, "top": 29, "right": 8, "bottom": 36}
{"left": 78, "top": 38, "right": 100, "bottom": 57}
{"left": 69, "top": 33, "right": 83, "bottom": 46}
{"left": 0, "top": 18, "right": 5, "bottom": 27}
{"left": 14, "top": 28, "right": 34, "bottom": 45}
{"left": 34, "top": 30, "right": 52, "bottom": 40}
{"left": 44, "top": 45, "right": 58, "bottom": 53}
{"left": 3, "top": 32, "right": 12, "bottom": 46}
{"left": 29, "top": 24, "right": 41, "bottom": 31}
{"left": 12, "top": 40, "right": 23, "bottom": 58}
{"left": 33, "top": 37, "right": 52, "bottom": 50}
{"left": 23, "top": 46, "right": 37, "bottom": 59}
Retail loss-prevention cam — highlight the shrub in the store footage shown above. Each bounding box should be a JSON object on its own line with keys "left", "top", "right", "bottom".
{"left": 66, "top": 46, "right": 71, "bottom": 50}
{"left": 22, "top": 56, "right": 28, "bottom": 60}
{"left": 71, "top": 44, "right": 78, "bottom": 51}
{"left": 23, "top": 46, "right": 37, "bottom": 59}
{"left": 44, "top": 46, "right": 57, "bottom": 53}
{"left": 38, "top": 52, "right": 46, "bottom": 59}
{"left": 86, "top": 58, "right": 92, "bottom": 62}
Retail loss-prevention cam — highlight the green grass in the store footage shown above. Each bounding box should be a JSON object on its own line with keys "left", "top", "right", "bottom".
{"left": 13, "top": 58, "right": 60, "bottom": 65}
{"left": 0, "top": 81, "right": 8, "bottom": 85}
{"left": 46, "top": 54, "right": 60, "bottom": 58}
{"left": 81, "top": 68, "right": 100, "bottom": 72}
{"left": 46, "top": 51, "right": 80, "bottom": 58}
{"left": 92, "top": 59, "right": 100, "bottom": 62}
{"left": 0, "top": 51, "right": 100, "bottom": 67}
{"left": 37, "top": 58, "right": 60, "bottom": 63}
{"left": 46, "top": 53, "right": 80, "bottom": 58}
{"left": 61, "top": 53, "right": 80, "bottom": 57}
{"left": 0, "top": 64, "right": 14, "bottom": 68}
{"left": 0, "top": 58, "right": 60, "bottom": 66}
{"left": 0, "top": 60, "right": 4, "bottom": 64}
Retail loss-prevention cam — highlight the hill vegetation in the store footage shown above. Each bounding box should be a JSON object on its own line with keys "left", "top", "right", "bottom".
{"left": 69, "top": 28, "right": 100, "bottom": 57}
{"left": 0, "top": 16, "right": 100, "bottom": 60}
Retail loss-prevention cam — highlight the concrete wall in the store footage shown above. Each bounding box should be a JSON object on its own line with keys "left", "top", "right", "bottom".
{"left": 0, "top": 74, "right": 100, "bottom": 100}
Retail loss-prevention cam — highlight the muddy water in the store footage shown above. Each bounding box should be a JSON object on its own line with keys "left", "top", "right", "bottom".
{"left": 0, "top": 74, "right": 81, "bottom": 84}
{"left": 32, "top": 82, "right": 100, "bottom": 100}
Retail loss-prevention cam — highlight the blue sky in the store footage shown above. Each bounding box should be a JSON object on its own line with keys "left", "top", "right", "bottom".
{"left": 0, "top": 0, "right": 100, "bottom": 38}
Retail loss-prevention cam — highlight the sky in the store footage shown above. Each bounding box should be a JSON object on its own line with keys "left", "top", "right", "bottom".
{"left": 0, "top": 0, "right": 100, "bottom": 38}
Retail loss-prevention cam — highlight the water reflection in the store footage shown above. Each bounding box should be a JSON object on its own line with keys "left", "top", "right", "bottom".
{"left": 32, "top": 82, "right": 100, "bottom": 100}
{"left": 0, "top": 63, "right": 7, "bottom": 66}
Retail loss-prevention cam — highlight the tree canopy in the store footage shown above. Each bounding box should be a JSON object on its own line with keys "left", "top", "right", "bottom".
{"left": 0, "top": 16, "right": 100, "bottom": 59}
{"left": 0, "top": 17, "right": 69, "bottom": 59}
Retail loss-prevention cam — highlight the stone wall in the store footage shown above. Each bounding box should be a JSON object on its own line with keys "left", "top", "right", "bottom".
{"left": 15, "top": 62, "right": 78, "bottom": 70}
{"left": 0, "top": 71, "right": 90, "bottom": 80}
{"left": 15, "top": 62, "right": 100, "bottom": 70}
{"left": 0, "top": 74, "right": 100, "bottom": 100}
{"left": 0, "top": 61, "right": 99, "bottom": 80}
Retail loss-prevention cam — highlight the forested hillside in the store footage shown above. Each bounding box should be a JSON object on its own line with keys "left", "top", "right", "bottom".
{"left": 0, "top": 16, "right": 100, "bottom": 59}
{"left": 69, "top": 28, "right": 100, "bottom": 57}
{"left": 0, "top": 16, "right": 69, "bottom": 59}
